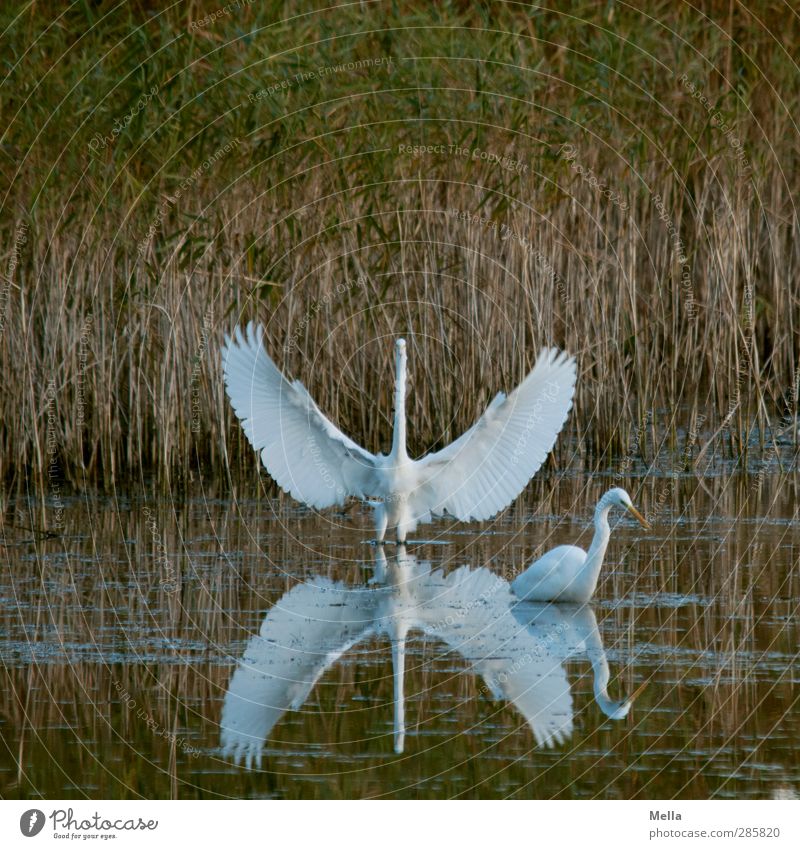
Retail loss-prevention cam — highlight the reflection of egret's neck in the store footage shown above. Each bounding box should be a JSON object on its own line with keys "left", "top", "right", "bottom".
{"left": 579, "top": 605, "right": 630, "bottom": 720}
{"left": 378, "top": 544, "right": 421, "bottom": 754}
{"left": 391, "top": 621, "right": 409, "bottom": 754}
{"left": 589, "top": 645, "right": 637, "bottom": 720}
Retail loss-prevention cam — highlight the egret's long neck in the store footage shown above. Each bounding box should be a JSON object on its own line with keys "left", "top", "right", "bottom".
{"left": 391, "top": 345, "right": 408, "bottom": 460}
{"left": 583, "top": 496, "right": 613, "bottom": 593}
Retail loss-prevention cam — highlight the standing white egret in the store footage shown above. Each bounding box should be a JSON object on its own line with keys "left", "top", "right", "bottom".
{"left": 221, "top": 322, "right": 577, "bottom": 542}
{"left": 511, "top": 487, "right": 650, "bottom": 603}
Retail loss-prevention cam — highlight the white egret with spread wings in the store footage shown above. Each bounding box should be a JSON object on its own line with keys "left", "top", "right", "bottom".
{"left": 220, "top": 547, "right": 644, "bottom": 767}
{"left": 222, "top": 323, "right": 576, "bottom": 542}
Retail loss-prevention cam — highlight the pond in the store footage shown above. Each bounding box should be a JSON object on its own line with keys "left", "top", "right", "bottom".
{"left": 1, "top": 470, "right": 798, "bottom": 799}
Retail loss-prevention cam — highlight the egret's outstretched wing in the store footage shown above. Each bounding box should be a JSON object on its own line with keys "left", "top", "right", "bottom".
{"left": 421, "top": 566, "right": 574, "bottom": 748}
{"left": 414, "top": 348, "right": 577, "bottom": 522}
{"left": 222, "top": 322, "right": 379, "bottom": 508}
{"left": 221, "top": 577, "right": 378, "bottom": 768}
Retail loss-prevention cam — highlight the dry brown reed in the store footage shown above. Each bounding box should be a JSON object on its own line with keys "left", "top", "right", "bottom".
{"left": 0, "top": 2, "right": 797, "bottom": 493}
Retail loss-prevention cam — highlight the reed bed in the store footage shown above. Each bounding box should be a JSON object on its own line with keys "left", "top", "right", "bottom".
{"left": 0, "top": 1, "right": 798, "bottom": 492}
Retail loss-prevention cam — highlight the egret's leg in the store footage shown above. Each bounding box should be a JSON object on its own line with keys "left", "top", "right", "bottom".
{"left": 395, "top": 515, "right": 410, "bottom": 545}
{"left": 395, "top": 503, "right": 416, "bottom": 545}
{"left": 373, "top": 502, "right": 388, "bottom": 545}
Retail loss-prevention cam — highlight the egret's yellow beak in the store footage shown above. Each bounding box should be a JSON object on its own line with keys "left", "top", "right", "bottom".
{"left": 626, "top": 503, "right": 651, "bottom": 530}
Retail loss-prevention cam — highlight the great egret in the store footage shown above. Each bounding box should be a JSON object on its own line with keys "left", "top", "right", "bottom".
{"left": 221, "top": 323, "right": 576, "bottom": 542}
{"left": 511, "top": 487, "right": 650, "bottom": 603}
{"left": 220, "top": 546, "right": 643, "bottom": 766}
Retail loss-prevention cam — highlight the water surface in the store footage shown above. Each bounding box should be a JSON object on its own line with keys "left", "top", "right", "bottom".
{"left": 1, "top": 472, "right": 798, "bottom": 799}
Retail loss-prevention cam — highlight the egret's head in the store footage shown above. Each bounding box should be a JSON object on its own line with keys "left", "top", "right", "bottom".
{"left": 598, "top": 681, "right": 647, "bottom": 720}
{"left": 395, "top": 338, "right": 408, "bottom": 374}
{"left": 604, "top": 699, "right": 634, "bottom": 721}
{"left": 607, "top": 487, "right": 651, "bottom": 529}
{"left": 394, "top": 338, "right": 408, "bottom": 399}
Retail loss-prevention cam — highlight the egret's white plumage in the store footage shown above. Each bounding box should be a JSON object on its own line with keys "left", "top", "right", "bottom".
{"left": 220, "top": 547, "right": 645, "bottom": 766}
{"left": 511, "top": 487, "right": 651, "bottom": 603}
{"left": 222, "top": 322, "right": 577, "bottom": 541}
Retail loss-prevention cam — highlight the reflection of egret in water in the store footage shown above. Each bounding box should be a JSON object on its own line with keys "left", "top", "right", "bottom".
{"left": 220, "top": 547, "right": 643, "bottom": 768}
{"left": 511, "top": 603, "right": 647, "bottom": 721}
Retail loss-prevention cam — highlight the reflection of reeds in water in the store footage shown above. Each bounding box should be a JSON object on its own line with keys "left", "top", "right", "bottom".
{"left": 1, "top": 470, "right": 798, "bottom": 798}
{"left": 1, "top": 3, "right": 798, "bottom": 491}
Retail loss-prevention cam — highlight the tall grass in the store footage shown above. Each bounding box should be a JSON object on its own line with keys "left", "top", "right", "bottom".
{"left": 0, "top": 1, "right": 798, "bottom": 491}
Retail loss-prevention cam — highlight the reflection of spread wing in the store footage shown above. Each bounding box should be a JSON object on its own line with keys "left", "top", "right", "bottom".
{"left": 221, "top": 578, "right": 378, "bottom": 768}
{"left": 423, "top": 566, "right": 573, "bottom": 748}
